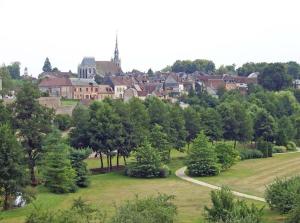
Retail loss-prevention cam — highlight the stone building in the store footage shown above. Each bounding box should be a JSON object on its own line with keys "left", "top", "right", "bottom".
{"left": 78, "top": 36, "right": 122, "bottom": 78}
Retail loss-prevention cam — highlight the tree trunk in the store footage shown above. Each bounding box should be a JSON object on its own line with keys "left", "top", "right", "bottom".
{"left": 99, "top": 152, "right": 104, "bottom": 169}
{"left": 106, "top": 155, "right": 110, "bottom": 172}
{"left": 3, "top": 190, "right": 9, "bottom": 210}
{"left": 117, "top": 151, "right": 119, "bottom": 167}
{"left": 109, "top": 154, "right": 112, "bottom": 170}
{"left": 187, "top": 143, "right": 190, "bottom": 152}
{"left": 123, "top": 156, "right": 127, "bottom": 165}
{"left": 29, "top": 158, "right": 37, "bottom": 186}
{"left": 234, "top": 140, "right": 237, "bottom": 149}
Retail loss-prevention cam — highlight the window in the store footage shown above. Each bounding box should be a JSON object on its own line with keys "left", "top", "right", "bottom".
{"left": 79, "top": 88, "right": 82, "bottom": 92}
{"left": 89, "top": 68, "right": 91, "bottom": 74}
{"left": 86, "top": 88, "right": 89, "bottom": 92}
{"left": 95, "top": 88, "right": 98, "bottom": 92}
{"left": 86, "top": 95, "right": 89, "bottom": 99}
{"left": 74, "top": 88, "right": 76, "bottom": 92}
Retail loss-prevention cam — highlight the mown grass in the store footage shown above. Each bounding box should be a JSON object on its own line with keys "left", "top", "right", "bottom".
{"left": 194, "top": 152, "right": 300, "bottom": 198}
{"left": 1, "top": 150, "right": 287, "bottom": 223}
{"left": 61, "top": 99, "right": 79, "bottom": 106}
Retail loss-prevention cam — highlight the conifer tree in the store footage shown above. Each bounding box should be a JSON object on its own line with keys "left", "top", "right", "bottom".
{"left": 186, "top": 131, "right": 221, "bottom": 176}
{"left": 42, "top": 57, "right": 52, "bottom": 72}
{"left": 0, "top": 124, "right": 25, "bottom": 210}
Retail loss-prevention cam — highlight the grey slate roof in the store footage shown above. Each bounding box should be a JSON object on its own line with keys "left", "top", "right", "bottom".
{"left": 70, "top": 78, "right": 97, "bottom": 86}
{"left": 81, "top": 57, "right": 96, "bottom": 66}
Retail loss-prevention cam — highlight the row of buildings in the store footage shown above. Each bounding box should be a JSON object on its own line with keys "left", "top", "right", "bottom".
{"left": 38, "top": 36, "right": 258, "bottom": 102}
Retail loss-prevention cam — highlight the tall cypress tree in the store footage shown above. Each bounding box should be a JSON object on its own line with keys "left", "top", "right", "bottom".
{"left": 42, "top": 57, "right": 52, "bottom": 72}
{"left": 0, "top": 124, "right": 25, "bottom": 210}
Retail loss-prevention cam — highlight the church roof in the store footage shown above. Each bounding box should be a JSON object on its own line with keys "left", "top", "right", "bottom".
{"left": 81, "top": 57, "right": 96, "bottom": 66}
{"left": 96, "top": 61, "right": 122, "bottom": 75}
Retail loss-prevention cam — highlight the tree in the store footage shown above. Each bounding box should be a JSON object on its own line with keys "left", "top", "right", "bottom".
{"left": 54, "top": 114, "right": 72, "bottom": 131}
{"left": 184, "top": 107, "right": 201, "bottom": 150}
{"left": 0, "top": 100, "right": 11, "bottom": 125}
{"left": 200, "top": 108, "right": 223, "bottom": 142}
{"left": 253, "top": 109, "right": 277, "bottom": 142}
{"left": 217, "top": 102, "right": 253, "bottom": 148}
{"left": 258, "top": 63, "right": 292, "bottom": 91}
{"left": 149, "top": 124, "right": 171, "bottom": 162}
{"left": 204, "top": 187, "right": 264, "bottom": 223}
{"left": 215, "top": 143, "right": 239, "bottom": 170}
{"left": 186, "top": 132, "right": 221, "bottom": 177}
{"left": 70, "top": 104, "right": 90, "bottom": 148}
{"left": 42, "top": 57, "right": 52, "bottom": 72}
{"left": 168, "top": 104, "right": 187, "bottom": 152}
{"left": 125, "top": 141, "right": 164, "bottom": 178}
{"left": 70, "top": 148, "right": 91, "bottom": 188}
{"left": 42, "top": 131, "right": 77, "bottom": 193}
{"left": 0, "top": 124, "right": 25, "bottom": 210}
{"left": 147, "top": 68, "right": 154, "bottom": 75}
{"left": 7, "top": 62, "right": 21, "bottom": 79}
{"left": 0, "top": 66, "right": 13, "bottom": 96}
{"left": 13, "top": 81, "right": 54, "bottom": 185}
{"left": 111, "top": 194, "right": 177, "bottom": 223}
{"left": 276, "top": 116, "right": 294, "bottom": 146}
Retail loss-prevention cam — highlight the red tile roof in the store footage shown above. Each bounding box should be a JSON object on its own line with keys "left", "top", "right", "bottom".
{"left": 39, "top": 77, "right": 72, "bottom": 87}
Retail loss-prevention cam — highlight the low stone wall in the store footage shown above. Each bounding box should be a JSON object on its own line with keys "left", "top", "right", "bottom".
{"left": 38, "top": 97, "right": 61, "bottom": 109}
{"left": 56, "top": 105, "right": 76, "bottom": 116}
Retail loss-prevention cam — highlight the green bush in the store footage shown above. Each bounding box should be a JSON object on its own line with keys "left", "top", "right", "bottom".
{"left": 287, "top": 202, "right": 300, "bottom": 223}
{"left": 272, "top": 146, "right": 287, "bottom": 153}
{"left": 110, "top": 194, "right": 177, "bottom": 223}
{"left": 186, "top": 132, "right": 221, "bottom": 177}
{"left": 287, "top": 141, "right": 297, "bottom": 151}
{"left": 54, "top": 114, "right": 72, "bottom": 131}
{"left": 265, "top": 176, "right": 300, "bottom": 213}
{"left": 125, "top": 142, "right": 169, "bottom": 178}
{"left": 204, "top": 187, "right": 264, "bottom": 223}
{"left": 159, "top": 165, "right": 171, "bottom": 178}
{"left": 256, "top": 139, "right": 273, "bottom": 158}
{"left": 215, "top": 143, "right": 239, "bottom": 170}
{"left": 239, "top": 149, "right": 263, "bottom": 160}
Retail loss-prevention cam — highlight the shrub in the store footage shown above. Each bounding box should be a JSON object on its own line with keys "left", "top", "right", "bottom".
{"left": 159, "top": 165, "right": 171, "bottom": 178}
{"left": 110, "top": 194, "right": 177, "bottom": 223}
{"left": 272, "top": 146, "right": 287, "bottom": 153}
{"left": 287, "top": 141, "right": 297, "bottom": 151}
{"left": 54, "top": 114, "right": 72, "bottom": 131}
{"left": 265, "top": 176, "right": 300, "bottom": 213}
{"left": 239, "top": 149, "right": 263, "bottom": 160}
{"left": 186, "top": 132, "right": 221, "bottom": 177}
{"left": 204, "top": 187, "right": 264, "bottom": 223}
{"left": 287, "top": 201, "right": 300, "bottom": 223}
{"left": 256, "top": 139, "right": 273, "bottom": 158}
{"left": 125, "top": 142, "right": 169, "bottom": 178}
{"left": 215, "top": 143, "right": 239, "bottom": 170}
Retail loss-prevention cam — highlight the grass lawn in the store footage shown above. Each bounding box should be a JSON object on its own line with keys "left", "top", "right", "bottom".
{"left": 195, "top": 152, "right": 300, "bottom": 197}
{"left": 61, "top": 99, "right": 79, "bottom": 106}
{"left": 0, "top": 150, "right": 286, "bottom": 223}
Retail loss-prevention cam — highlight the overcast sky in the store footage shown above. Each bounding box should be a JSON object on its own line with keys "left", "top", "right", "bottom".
{"left": 0, "top": 0, "right": 300, "bottom": 76}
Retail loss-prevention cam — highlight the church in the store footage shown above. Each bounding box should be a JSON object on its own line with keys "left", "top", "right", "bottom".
{"left": 78, "top": 36, "right": 122, "bottom": 78}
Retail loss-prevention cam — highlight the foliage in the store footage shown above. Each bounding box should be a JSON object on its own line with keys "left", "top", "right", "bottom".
{"left": 204, "top": 187, "right": 264, "bottom": 223}
{"left": 272, "top": 146, "right": 287, "bottom": 153}
{"left": 0, "top": 124, "right": 25, "bottom": 210}
{"left": 0, "top": 100, "right": 12, "bottom": 125}
{"left": 13, "top": 81, "right": 54, "bottom": 185}
{"left": 171, "top": 59, "right": 215, "bottom": 74}
{"left": 26, "top": 197, "right": 107, "bottom": 223}
{"left": 287, "top": 201, "right": 300, "bottom": 223}
{"left": 186, "top": 132, "right": 221, "bottom": 177}
{"left": 200, "top": 108, "right": 223, "bottom": 142}
{"left": 110, "top": 194, "right": 177, "bottom": 223}
{"left": 256, "top": 139, "right": 273, "bottom": 158}
{"left": 215, "top": 143, "right": 239, "bottom": 170}
{"left": 7, "top": 62, "right": 21, "bottom": 79}
{"left": 70, "top": 148, "right": 91, "bottom": 187}
{"left": 265, "top": 176, "right": 300, "bottom": 213}
{"left": 184, "top": 107, "right": 201, "bottom": 148}
{"left": 286, "top": 141, "right": 297, "bottom": 151}
{"left": 276, "top": 116, "right": 294, "bottom": 146}
{"left": 125, "top": 142, "right": 166, "bottom": 178}
{"left": 0, "top": 66, "right": 13, "bottom": 96}
{"left": 238, "top": 148, "right": 264, "bottom": 160}
{"left": 258, "top": 63, "right": 292, "bottom": 91}
{"left": 42, "top": 57, "right": 52, "bottom": 72}
{"left": 253, "top": 109, "right": 277, "bottom": 142}
{"left": 42, "top": 131, "right": 77, "bottom": 193}
{"left": 149, "top": 124, "right": 171, "bottom": 162}
{"left": 54, "top": 114, "right": 72, "bottom": 131}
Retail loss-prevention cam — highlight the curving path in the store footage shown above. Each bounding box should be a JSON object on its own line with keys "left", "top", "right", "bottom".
{"left": 175, "top": 166, "right": 266, "bottom": 202}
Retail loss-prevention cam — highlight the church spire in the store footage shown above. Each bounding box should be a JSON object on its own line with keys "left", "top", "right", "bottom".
{"left": 113, "top": 34, "right": 121, "bottom": 68}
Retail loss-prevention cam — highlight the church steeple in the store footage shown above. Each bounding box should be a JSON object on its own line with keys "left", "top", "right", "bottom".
{"left": 113, "top": 35, "right": 121, "bottom": 68}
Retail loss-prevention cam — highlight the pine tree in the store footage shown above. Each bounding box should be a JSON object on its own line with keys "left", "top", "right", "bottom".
{"left": 42, "top": 131, "right": 77, "bottom": 193}
{"left": 42, "top": 57, "right": 52, "bottom": 72}
{"left": 0, "top": 124, "right": 25, "bottom": 210}
{"left": 186, "top": 131, "right": 221, "bottom": 177}
{"left": 70, "top": 148, "right": 90, "bottom": 187}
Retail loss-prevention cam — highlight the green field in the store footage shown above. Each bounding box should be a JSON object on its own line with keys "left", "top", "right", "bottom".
{"left": 61, "top": 99, "right": 79, "bottom": 106}
{"left": 0, "top": 151, "right": 288, "bottom": 223}
{"left": 195, "top": 152, "right": 300, "bottom": 197}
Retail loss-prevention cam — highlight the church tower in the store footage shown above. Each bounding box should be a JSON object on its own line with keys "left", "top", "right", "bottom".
{"left": 113, "top": 35, "right": 121, "bottom": 68}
